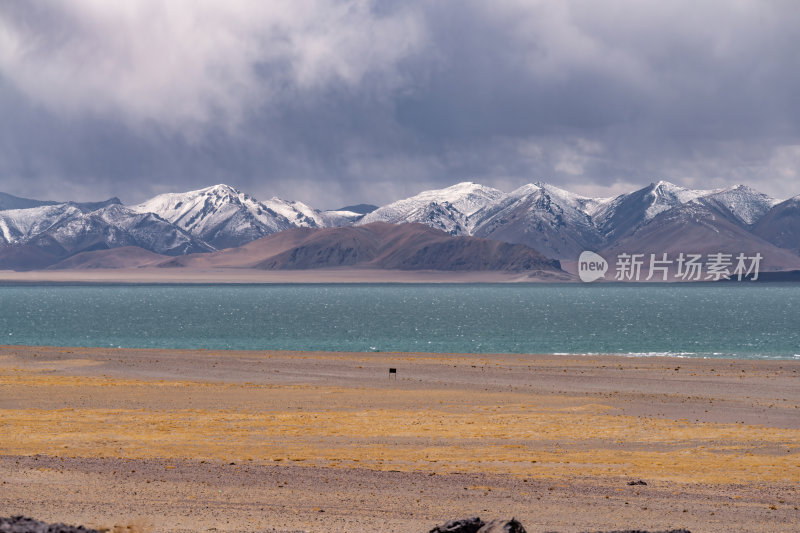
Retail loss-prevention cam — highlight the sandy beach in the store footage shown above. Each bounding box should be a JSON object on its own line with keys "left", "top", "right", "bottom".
{"left": 1, "top": 345, "right": 798, "bottom": 532}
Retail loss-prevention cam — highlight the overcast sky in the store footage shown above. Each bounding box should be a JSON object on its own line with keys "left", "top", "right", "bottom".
{"left": 1, "top": 0, "right": 799, "bottom": 208}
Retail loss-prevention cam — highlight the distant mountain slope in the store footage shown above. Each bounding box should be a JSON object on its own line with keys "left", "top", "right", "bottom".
{"left": 337, "top": 204, "right": 378, "bottom": 215}
{"left": 702, "top": 185, "right": 778, "bottom": 226}
{"left": 0, "top": 192, "right": 58, "bottom": 211}
{"left": 593, "top": 182, "right": 779, "bottom": 240}
{"left": 593, "top": 181, "right": 711, "bottom": 240}
{"left": 263, "top": 197, "right": 363, "bottom": 228}
{"left": 91, "top": 205, "right": 212, "bottom": 255}
{"left": 601, "top": 202, "right": 800, "bottom": 273}
{"left": 318, "top": 209, "right": 366, "bottom": 227}
{"left": 47, "top": 246, "right": 168, "bottom": 269}
{"left": 0, "top": 201, "right": 210, "bottom": 270}
{"left": 158, "top": 222, "right": 563, "bottom": 273}
{"left": 752, "top": 196, "right": 800, "bottom": 255}
{"left": 473, "top": 183, "right": 604, "bottom": 260}
{"left": 0, "top": 243, "right": 62, "bottom": 270}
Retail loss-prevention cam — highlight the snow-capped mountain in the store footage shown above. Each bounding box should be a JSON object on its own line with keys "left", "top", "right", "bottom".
{"left": 0, "top": 183, "right": 367, "bottom": 269}
{"left": 599, "top": 199, "right": 800, "bottom": 272}
{"left": 0, "top": 179, "right": 796, "bottom": 271}
{"left": 336, "top": 204, "right": 378, "bottom": 215}
{"left": 0, "top": 204, "right": 84, "bottom": 245}
{"left": 359, "top": 182, "right": 505, "bottom": 235}
{"left": 0, "top": 199, "right": 122, "bottom": 246}
{"left": 131, "top": 184, "right": 362, "bottom": 249}
{"left": 358, "top": 179, "right": 788, "bottom": 261}
{"left": 592, "top": 181, "right": 780, "bottom": 240}
{"left": 359, "top": 180, "right": 609, "bottom": 258}
{"left": 0, "top": 192, "right": 58, "bottom": 211}
{"left": 318, "top": 209, "right": 366, "bottom": 227}
{"left": 262, "top": 197, "right": 362, "bottom": 229}
{"left": 91, "top": 205, "right": 212, "bottom": 255}
{"left": 0, "top": 201, "right": 209, "bottom": 262}
{"left": 131, "top": 184, "right": 294, "bottom": 249}
{"left": 592, "top": 181, "right": 712, "bottom": 239}
{"left": 472, "top": 183, "right": 604, "bottom": 259}
{"left": 702, "top": 185, "right": 779, "bottom": 226}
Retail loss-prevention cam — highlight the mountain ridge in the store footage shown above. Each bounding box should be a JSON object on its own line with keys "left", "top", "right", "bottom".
{"left": 1, "top": 181, "right": 798, "bottom": 273}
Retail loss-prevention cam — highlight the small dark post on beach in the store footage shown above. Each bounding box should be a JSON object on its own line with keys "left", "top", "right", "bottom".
{"left": 389, "top": 368, "right": 397, "bottom": 379}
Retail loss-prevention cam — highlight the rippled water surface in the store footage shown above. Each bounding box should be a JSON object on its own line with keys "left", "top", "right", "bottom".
{"left": 1, "top": 283, "right": 799, "bottom": 359}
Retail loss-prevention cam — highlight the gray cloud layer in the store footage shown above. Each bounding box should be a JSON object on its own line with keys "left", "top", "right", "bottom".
{"left": 1, "top": 0, "right": 799, "bottom": 207}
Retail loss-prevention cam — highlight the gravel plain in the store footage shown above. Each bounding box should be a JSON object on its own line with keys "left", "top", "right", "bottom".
{"left": 1, "top": 345, "right": 798, "bottom": 532}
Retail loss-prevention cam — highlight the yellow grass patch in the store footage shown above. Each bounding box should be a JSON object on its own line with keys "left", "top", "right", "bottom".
{"left": 3, "top": 363, "right": 799, "bottom": 486}
{"left": 3, "top": 401, "right": 798, "bottom": 484}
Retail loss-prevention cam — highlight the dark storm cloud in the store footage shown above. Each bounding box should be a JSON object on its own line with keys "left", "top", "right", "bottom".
{"left": 1, "top": 0, "right": 799, "bottom": 207}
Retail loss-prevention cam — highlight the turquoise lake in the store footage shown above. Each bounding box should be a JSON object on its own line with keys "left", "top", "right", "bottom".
{"left": 1, "top": 283, "right": 799, "bottom": 359}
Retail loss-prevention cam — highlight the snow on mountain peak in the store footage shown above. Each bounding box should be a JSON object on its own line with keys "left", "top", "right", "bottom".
{"left": 359, "top": 181, "right": 505, "bottom": 234}
{"left": 508, "top": 183, "right": 542, "bottom": 198}
{"left": 0, "top": 203, "right": 82, "bottom": 244}
{"left": 263, "top": 197, "right": 325, "bottom": 228}
{"left": 2, "top": 180, "right": 792, "bottom": 270}
{"left": 131, "top": 184, "right": 294, "bottom": 248}
{"left": 424, "top": 182, "right": 505, "bottom": 214}
{"left": 172, "top": 184, "right": 244, "bottom": 203}
{"left": 537, "top": 181, "right": 591, "bottom": 207}
{"left": 207, "top": 183, "right": 237, "bottom": 192}
{"left": 701, "top": 184, "right": 778, "bottom": 225}
{"left": 644, "top": 181, "right": 716, "bottom": 220}
{"left": 525, "top": 182, "right": 613, "bottom": 218}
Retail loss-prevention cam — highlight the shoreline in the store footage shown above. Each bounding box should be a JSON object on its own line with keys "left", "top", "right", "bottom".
{"left": 1, "top": 344, "right": 797, "bottom": 362}
{"left": 2, "top": 267, "right": 799, "bottom": 285}
{"left": 1, "top": 344, "right": 798, "bottom": 364}
{"left": 2, "top": 345, "right": 798, "bottom": 532}
{"left": 0, "top": 267, "right": 572, "bottom": 284}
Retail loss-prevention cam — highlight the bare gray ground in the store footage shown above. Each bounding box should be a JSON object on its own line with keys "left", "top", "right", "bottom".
{"left": 2, "top": 455, "right": 797, "bottom": 533}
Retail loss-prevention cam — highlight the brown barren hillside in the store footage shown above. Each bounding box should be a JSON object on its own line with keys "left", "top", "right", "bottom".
{"left": 753, "top": 196, "right": 800, "bottom": 256}
{"left": 157, "top": 222, "right": 563, "bottom": 272}
{"left": 601, "top": 204, "right": 800, "bottom": 272}
{"left": 47, "top": 246, "right": 168, "bottom": 269}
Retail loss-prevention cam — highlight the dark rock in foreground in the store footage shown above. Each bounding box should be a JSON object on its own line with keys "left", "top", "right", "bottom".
{"left": 430, "top": 516, "right": 485, "bottom": 533}
{"left": 0, "top": 516, "right": 100, "bottom": 533}
{"left": 430, "top": 517, "right": 689, "bottom": 533}
{"left": 430, "top": 517, "right": 526, "bottom": 533}
{"left": 479, "top": 518, "right": 527, "bottom": 532}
